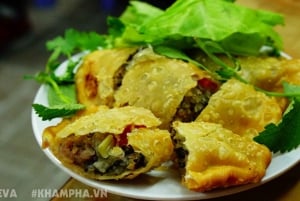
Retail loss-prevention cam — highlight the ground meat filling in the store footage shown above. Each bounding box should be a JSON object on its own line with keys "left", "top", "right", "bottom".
{"left": 59, "top": 134, "right": 97, "bottom": 166}
{"left": 113, "top": 64, "right": 127, "bottom": 90}
{"left": 112, "top": 50, "right": 138, "bottom": 90}
{"left": 171, "top": 78, "right": 218, "bottom": 168}
{"left": 170, "top": 129, "right": 188, "bottom": 169}
{"left": 58, "top": 133, "right": 146, "bottom": 176}
{"left": 173, "top": 78, "right": 219, "bottom": 122}
{"left": 174, "top": 86, "right": 208, "bottom": 122}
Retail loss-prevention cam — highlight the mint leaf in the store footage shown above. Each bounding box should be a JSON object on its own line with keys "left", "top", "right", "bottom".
{"left": 47, "top": 84, "right": 77, "bottom": 106}
{"left": 32, "top": 82, "right": 85, "bottom": 120}
{"left": 32, "top": 103, "right": 85, "bottom": 121}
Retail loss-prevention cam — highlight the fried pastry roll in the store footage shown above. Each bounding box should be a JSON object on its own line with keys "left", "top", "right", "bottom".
{"left": 196, "top": 79, "right": 282, "bottom": 138}
{"left": 238, "top": 56, "right": 299, "bottom": 110}
{"left": 114, "top": 48, "right": 218, "bottom": 129}
{"left": 42, "top": 106, "right": 173, "bottom": 180}
{"left": 192, "top": 53, "right": 297, "bottom": 110}
{"left": 75, "top": 47, "right": 137, "bottom": 107}
{"left": 172, "top": 121, "right": 271, "bottom": 192}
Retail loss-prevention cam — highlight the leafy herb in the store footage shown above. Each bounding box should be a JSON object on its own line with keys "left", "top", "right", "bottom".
{"left": 108, "top": 1, "right": 163, "bottom": 47}
{"left": 32, "top": 84, "right": 85, "bottom": 121}
{"left": 116, "top": 0, "right": 284, "bottom": 54}
{"left": 46, "top": 29, "right": 108, "bottom": 72}
{"left": 32, "top": 103, "right": 84, "bottom": 121}
{"left": 28, "top": 69, "right": 85, "bottom": 120}
{"left": 254, "top": 83, "right": 300, "bottom": 153}
{"left": 29, "top": 29, "right": 108, "bottom": 120}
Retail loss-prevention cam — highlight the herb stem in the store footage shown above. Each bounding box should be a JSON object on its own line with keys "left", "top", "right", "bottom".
{"left": 255, "top": 87, "right": 300, "bottom": 98}
{"left": 46, "top": 76, "right": 72, "bottom": 104}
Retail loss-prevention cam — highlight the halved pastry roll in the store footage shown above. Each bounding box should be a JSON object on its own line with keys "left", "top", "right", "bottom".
{"left": 114, "top": 48, "right": 218, "bottom": 129}
{"left": 42, "top": 106, "right": 173, "bottom": 180}
{"left": 172, "top": 121, "right": 271, "bottom": 192}
{"left": 196, "top": 79, "right": 282, "bottom": 138}
{"left": 75, "top": 47, "right": 137, "bottom": 107}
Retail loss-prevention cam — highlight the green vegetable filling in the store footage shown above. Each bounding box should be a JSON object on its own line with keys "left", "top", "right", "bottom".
{"left": 59, "top": 133, "right": 146, "bottom": 176}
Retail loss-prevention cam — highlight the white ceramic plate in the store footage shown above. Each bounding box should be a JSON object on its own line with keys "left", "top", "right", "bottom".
{"left": 31, "top": 54, "right": 299, "bottom": 200}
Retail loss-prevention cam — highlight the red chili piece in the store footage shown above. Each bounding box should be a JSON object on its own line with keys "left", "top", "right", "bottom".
{"left": 116, "top": 125, "right": 146, "bottom": 146}
{"left": 197, "top": 77, "right": 219, "bottom": 93}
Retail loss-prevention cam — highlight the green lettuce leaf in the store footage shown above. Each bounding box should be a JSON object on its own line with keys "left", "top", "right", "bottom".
{"left": 136, "top": 0, "right": 284, "bottom": 55}
{"left": 110, "top": 1, "right": 163, "bottom": 47}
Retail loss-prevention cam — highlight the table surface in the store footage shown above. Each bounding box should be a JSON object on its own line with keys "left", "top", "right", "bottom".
{"left": 51, "top": 0, "right": 300, "bottom": 200}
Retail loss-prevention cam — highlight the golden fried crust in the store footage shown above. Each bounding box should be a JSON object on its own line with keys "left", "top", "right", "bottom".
{"left": 54, "top": 106, "right": 161, "bottom": 138}
{"left": 42, "top": 105, "right": 159, "bottom": 148}
{"left": 125, "top": 128, "right": 174, "bottom": 179}
{"left": 75, "top": 48, "right": 137, "bottom": 107}
{"left": 238, "top": 56, "right": 286, "bottom": 91}
{"left": 42, "top": 106, "right": 173, "bottom": 180}
{"left": 239, "top": 57, "right": 300, "bottom": 110}
{"left": 239, "top": 56, "right": 300, "bottom": 91}
{"left": 42, "top": 106, "right": 100, "bottom": 148}
{"left": 196, "top": 79, "right": 282, "bottom": 138}
{"left": 114, "top": 48, "right": 210, "bottom": 129}
{"left": 172, "top": 121, "right": 271, "bottom": 192}
{"left": 279, "top": 59, "right": 300, "bottom": 86}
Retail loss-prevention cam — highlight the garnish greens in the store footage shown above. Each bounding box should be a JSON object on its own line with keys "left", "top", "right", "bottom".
{"left": 29, "top": 0, "right": 300, "bottom": 152}
{"left": 254, "top": 82, "right": 300, "bottom": 153}
{"left": 28, "top": 29, "right": 108, "bottom": 120}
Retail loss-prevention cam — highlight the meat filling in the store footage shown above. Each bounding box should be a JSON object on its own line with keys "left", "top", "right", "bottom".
{"left": 58, "top": 132, "right": 146, "bottom": 176}
{"left": 112, "top": 50, "right": 138, "bottom": 90}
{"left": 113, "top": 64, "right": 127, "bottom": 90}
{"left": 171, "top": 129, "right": 188, "bottom": 169}
{"left": 173, "top": 78, "right": 219, "bottom": 122}
{"left": 171, "top": 78, "right": 219, "bottom": 168}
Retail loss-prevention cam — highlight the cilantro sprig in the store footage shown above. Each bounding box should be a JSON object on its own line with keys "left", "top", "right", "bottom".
{"left": 28, "top": 29, "right": 109, "bottom": 120}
